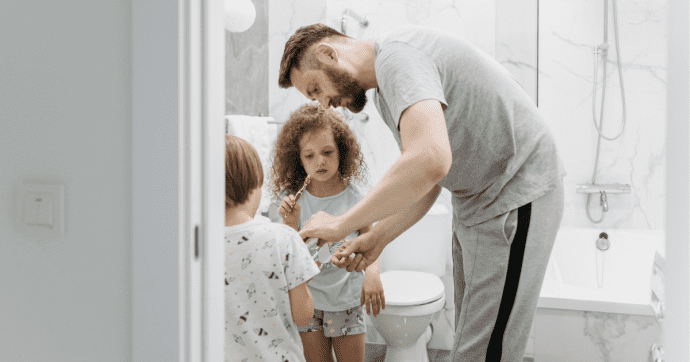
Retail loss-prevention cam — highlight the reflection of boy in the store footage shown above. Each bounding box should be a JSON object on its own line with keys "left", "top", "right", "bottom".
{"left": 225, "top": 135, "right": 320, "bottom": 362}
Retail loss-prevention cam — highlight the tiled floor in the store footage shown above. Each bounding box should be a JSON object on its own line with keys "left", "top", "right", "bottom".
{"left": 364, "top": 344, "right": 534, "bottom": 362}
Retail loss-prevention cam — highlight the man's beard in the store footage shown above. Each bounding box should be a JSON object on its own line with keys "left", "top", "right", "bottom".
{"left": 323, "top": 65, "right": 368, "bottom": 113}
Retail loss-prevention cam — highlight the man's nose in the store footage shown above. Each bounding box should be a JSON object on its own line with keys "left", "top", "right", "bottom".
{"left": 317, "top": 96, "right": 331, "bottom": 108}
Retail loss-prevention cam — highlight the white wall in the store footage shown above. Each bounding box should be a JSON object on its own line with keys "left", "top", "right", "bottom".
{"left": 0, "top": 1, "right": 132, "bottom": 361}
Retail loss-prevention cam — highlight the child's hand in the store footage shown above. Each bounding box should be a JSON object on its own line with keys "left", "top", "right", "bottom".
{"left": 279, "top": 194, "right": 300, "bottom": 229}
{"left": 361, "top": 271, "right": 385, "bottom": 317}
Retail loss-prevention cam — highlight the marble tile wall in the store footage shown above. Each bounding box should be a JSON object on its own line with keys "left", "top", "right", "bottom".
{"left": 533, "top": 308, "right": 663, "bottom": 362}
{"left": 495, "top": 0, "right": 539, "bottom": 104}
{"left": 268, "top": 0, "right": 327, "bottom": 123}
{"left": 538, "top": 0, "right": 667, "bottom": 230}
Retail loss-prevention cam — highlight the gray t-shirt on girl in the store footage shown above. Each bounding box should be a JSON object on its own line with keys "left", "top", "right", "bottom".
{"left": 298, "top": 183, "right": 366, "bottom": 312}
{"left": 226, "top": 218, "right": 320, "bottom": 362}
{"left": 373, "top": 26, "right": 566, "bottom": 227}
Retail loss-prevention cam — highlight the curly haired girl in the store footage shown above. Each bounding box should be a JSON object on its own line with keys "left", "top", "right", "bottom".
{"left": 268, "top": 103, "right": 384, "bottom": 362}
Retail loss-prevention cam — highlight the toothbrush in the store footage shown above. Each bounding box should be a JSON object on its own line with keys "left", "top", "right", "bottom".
{"left": 294, "top": 175, "right": 311, "bottom": 202}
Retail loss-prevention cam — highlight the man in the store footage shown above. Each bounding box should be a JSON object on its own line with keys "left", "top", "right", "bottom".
{"left": 278, "top": 23, "right": 566, "bottom": 361}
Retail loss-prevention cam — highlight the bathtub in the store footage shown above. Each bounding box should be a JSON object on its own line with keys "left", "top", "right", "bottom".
{"left": 538, "top": 228, "right": 665, "bottom": 317}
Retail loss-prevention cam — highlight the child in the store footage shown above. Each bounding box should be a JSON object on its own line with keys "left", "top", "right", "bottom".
{"left": 225, "top": 135, "right": 321, "bottom": 362}
{"left": 269, "top": 104, "right": 385, "bottom": 362}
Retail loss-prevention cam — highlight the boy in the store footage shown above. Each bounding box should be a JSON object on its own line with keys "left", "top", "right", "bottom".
{"left": 225, "top": 135, "right": 320, "bottom": 362}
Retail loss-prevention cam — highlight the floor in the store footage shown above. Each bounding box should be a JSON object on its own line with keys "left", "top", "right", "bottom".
{"left": 364, "top": 344, "right": 534, "bottom": 362}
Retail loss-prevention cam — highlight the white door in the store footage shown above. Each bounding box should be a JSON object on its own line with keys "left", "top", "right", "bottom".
{"left": 182, "top": 0, "right": 225, "bottom": 360}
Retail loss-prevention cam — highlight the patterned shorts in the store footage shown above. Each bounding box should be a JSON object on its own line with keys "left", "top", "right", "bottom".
{"left": 297, "top": 305, "right": 366, "bottom": 337}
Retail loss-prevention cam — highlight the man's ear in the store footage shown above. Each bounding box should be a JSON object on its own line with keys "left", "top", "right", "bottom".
{"left": 314, "top": 43, "right": 339, "bottom": 66}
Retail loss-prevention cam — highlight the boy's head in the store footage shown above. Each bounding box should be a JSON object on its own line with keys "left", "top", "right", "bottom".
{"left": 269, "top": 103, "right": 366, "bottom": 199}
{"left": 226, "top": 135, "right": 264, "bottom": 210}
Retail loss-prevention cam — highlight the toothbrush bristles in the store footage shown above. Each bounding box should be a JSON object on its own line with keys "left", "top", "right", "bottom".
{"left": 295, "top": 175, "right": 311, "bottom": 201}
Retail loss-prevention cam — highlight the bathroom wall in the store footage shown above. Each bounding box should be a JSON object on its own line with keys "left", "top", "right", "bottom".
{"left": 227, "top": 0, "right": 269, "bottom": 115}
{"left": 539, "top": 0, "right": 667, "bottom": 230}
{"left": 0, "top": 0, "right": 132, "bottom": 360}
{"left": 495, "top": 0, "right": 538, "bottom": 104}
{"left": 534, "top": 309, "right": 662, "bottom": 362}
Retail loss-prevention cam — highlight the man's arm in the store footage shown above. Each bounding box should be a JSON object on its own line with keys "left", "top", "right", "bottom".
{"left": 332, "top": 184, "right": 442, "bottom": 272}
{"left": 340, "top": 99, "right": 451, "bottom": 233}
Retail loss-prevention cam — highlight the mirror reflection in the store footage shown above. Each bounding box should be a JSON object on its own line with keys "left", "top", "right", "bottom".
{"left": 226, "top": 0, "right": 667, "bottom": 361}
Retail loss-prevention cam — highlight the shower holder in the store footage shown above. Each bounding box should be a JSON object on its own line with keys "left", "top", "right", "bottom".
{"left": 576, "top": 183, "right": 631, "bottom": 194}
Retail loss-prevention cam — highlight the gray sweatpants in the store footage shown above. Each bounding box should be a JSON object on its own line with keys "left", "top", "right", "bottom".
{"left": 450, "top": 180, "right": 564, "bottom": 362}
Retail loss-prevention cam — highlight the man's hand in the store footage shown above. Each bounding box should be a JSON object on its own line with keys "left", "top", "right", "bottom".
{"left": 329, "top": 232, "right": 385, "bottom": 273}
{"left": 298, "top": 211, "right": 351, "bottom": 243}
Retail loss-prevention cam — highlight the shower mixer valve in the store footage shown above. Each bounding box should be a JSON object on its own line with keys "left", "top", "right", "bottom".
{"left": 599, "top": 191, "right": 609, "bottom": 212}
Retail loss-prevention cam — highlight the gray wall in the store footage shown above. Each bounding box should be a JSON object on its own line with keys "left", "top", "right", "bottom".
{"left": 0, "top": 0, "right": 132, "bottom": 360}
{"left": 226, "top": 0, "right": 268, "bottom": 116}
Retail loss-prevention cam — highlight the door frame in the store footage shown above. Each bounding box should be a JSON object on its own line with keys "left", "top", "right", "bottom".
{"left": 132, "top": 0, "right": 224, "bottom": 361}
{"left": 665, "top": 0, "right": 690, "bottom": 359}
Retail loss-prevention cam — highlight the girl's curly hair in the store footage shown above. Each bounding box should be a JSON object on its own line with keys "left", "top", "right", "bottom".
{"left": 269, "top": 103, "right": 367, "bottom": 202}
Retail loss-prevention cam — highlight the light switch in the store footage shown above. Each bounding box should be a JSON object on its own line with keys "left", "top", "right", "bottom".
{"left": 17, "top": 183, "right": 64, "bottom": 235}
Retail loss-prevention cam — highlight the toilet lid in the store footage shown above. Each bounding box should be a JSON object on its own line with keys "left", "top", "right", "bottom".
{"left": 379, "top": 271, "right": 445, "bottom": 306}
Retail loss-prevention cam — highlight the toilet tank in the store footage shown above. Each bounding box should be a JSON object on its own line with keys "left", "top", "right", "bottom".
{"left": 378, "top": 202, "right": 450, "bottom": 277}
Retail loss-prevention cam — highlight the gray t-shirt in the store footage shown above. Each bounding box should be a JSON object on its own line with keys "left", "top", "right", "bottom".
{"left": 298, "top": 183, "right": 366, "bottom": 312}
{"left": 373, "top": 26, "right": 566, "bottom": 227}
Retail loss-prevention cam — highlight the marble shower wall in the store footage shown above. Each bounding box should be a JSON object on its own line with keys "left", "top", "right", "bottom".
{"left": 539, "top": 0, "right": 667, "bottom": 230}
{"left": 227, "top": 0, "right": 269, "bottom": 116}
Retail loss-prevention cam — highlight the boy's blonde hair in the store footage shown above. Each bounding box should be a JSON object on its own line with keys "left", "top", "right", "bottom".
{"left": 226, "top": 135, "right": 264, "bottom": 208}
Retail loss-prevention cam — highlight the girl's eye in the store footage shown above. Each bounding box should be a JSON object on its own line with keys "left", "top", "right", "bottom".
{"left": 324, "top": 151, "right": 332, "bottom": 155}
{"left": 305, "top": 155, "right": 313, "bottom": 159}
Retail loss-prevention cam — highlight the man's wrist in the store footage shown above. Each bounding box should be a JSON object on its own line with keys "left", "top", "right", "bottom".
{"left": 339, "top": 208, "right": 362, "bottom": 237}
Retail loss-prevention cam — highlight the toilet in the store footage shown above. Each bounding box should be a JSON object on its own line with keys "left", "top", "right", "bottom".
{"left": 369, "top": 202, "right": 449, "bottom": 362}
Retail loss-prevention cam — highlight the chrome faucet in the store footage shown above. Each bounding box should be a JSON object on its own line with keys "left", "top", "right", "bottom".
{"left": 599, "top": 191, "right": 609, "bottom": 212}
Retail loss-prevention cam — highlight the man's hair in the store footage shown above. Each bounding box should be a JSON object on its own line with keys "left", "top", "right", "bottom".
{"left": 278, "top": 24, "right": 350, "bottom": 89}
{"left": 225, "top": 135, "right": 264, "bottom": 208}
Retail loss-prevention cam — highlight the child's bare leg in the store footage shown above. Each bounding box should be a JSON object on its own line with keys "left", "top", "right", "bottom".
{"left": 331, "top": 333, "right": 365, "bottom": 362}
{"left": 300, "top": 331, "right": 334, "bottom": 362}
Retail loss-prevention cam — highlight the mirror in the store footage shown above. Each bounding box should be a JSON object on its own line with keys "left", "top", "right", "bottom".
{"left": 226, "top": 0, "right": 667, "bottom": 361}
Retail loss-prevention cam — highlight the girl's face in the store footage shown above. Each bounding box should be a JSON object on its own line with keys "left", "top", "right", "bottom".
{"left": 298, "top": 127, "right": 340, "bottom": 183}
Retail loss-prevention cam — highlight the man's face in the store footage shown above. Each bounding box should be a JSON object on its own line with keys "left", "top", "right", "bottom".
{"left": 291, "top": 64, "right": 368, "bottom": 113}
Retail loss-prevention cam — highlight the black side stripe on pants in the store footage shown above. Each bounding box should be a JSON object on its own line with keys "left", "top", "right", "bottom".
{"left": 485, "top": 202, "right": 532, "bottom": 362}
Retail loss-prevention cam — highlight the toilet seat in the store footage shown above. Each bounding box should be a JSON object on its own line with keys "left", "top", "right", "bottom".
{"left": 379, "top": 270, "right": 445, "bottom": 306}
